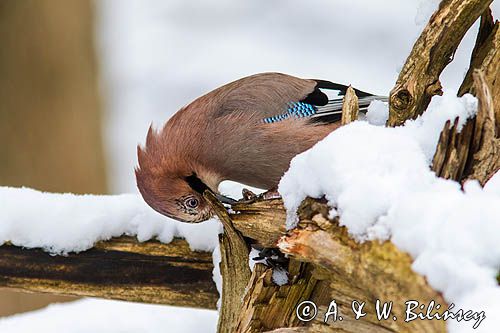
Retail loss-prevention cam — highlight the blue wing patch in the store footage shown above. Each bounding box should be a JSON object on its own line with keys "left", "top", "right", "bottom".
{"left": 263, "top": 102, "right": 317, "bottom": 124}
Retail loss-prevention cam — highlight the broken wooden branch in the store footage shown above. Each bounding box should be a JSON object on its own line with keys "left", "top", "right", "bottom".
{"left": 264, "top": 325, "right": 333, "bottom": 333}
{"left": 276, "top": 200, "right": 446, "bottom": 333}
{"left": 341, "top": 86, "right": 359, "bottom": 125}
{"left": 173, "top": 195, "right": 446, "bottom": 332}
{"left": 431, "top": 13, "right": 499, "bottom": 184}
{"left": 231, "top": 199, "right": 285, "bottom": 248}
{"left": 431, "top": 117, "right": 475, "bottom": 180}
{"left": 0, "top": 237, "right": 218, "bottom": 309}
{"left": 235, "top": 262, "right": 318, "bottom": 332}
{"left": 387, "top": 0, "right": 493, "bottom": 126}
{"left": 204, "top": 190, "right": 251, "bottom": 333}
{"left": 463, "top": 70, "right": 500, "bottom": 184}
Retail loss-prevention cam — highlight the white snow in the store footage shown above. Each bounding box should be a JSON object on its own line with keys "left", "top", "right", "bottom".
{"left": 272, "top": 268, "right": 289, "bottom": 286}
{"left": 484, "top": 170, "right": 500, "bottom": 196}
{"left": 279, "top": 92, "right": 500, "bottom": 332}
{"left": 212, "top": 241, "right": 223, "bottom": 309}
{"left": 219, "top": 181, "right": 265, "bottom": 200}
{"left": 0, "top": 187, "right": 220, "bottom": 255}
{"left": 366, "top": 100, "right": 389, "bottom": 126}
{"left": 0, "top": 298, "right": 217, "bottom": 333}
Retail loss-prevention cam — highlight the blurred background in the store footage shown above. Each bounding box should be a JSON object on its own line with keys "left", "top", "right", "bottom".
{"left": 0, "top": 0, "right": 498, "bottom": 331}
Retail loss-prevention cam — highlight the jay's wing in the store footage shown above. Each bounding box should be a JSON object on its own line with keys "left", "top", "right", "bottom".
{"left": 263, "top": 79, "right": 388, "bottom": 125}
{"left": 209, "top": 73, "right": 386, "bottom": 124}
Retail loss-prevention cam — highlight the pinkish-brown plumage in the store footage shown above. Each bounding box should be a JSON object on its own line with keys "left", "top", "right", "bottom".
{"left": 136, "top": 72, "right": 378, "bottom": 223}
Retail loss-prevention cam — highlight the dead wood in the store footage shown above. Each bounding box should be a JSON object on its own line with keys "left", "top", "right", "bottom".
{"left": 205, "top": 190, "right": 251, "bottom": 333}
{"left": 387, "top": 0, "right": 493, "bottom": 126}
{"left": 0, "top": 237, "right": 218, "bottom": 309}
{"left": 341, "top": 86, "right": 359, "bottom": 125}
{"left": 432, "top": 17, "right": 499, "bottom": 184}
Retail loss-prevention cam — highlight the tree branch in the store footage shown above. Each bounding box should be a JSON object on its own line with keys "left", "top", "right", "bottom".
{"left": 464, "top": 70, "right": 500, "bottom": 184}
{"left": 432, "top": 15, "right": 499, "bottom": 184}
{"left": 387, "top": 0, "right": 493, "bottom": 126}
{"left": 0, "top": 237, "right": 218, "bottom": 309}
{"left": 210, "top": 197, "right": 448, "bottom": 331}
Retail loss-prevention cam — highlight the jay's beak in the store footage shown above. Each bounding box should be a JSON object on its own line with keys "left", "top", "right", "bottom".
{"left": 203, "top": 188, "right": 237, "bottom": 206}
{"left": 187, "top": 173, "right": 237, "bottom": 205}
{"left": 214, "top": 192, "right": 237, "bottom": 205}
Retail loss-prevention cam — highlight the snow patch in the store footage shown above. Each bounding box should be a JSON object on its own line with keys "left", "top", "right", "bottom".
{"left": 366, "top": 100, "right": 389, "bottom": 126}
{"left": 0, "top": 298, "right": 217, "bottom": 333}
{"left": 272, "top": 267, "right": 289, "bottom": 286}
{"left": 0, "top": 187, "right": 220, "bottom": 255}
{"left": 248, "top": 247, "right": 265, "bottom": 271}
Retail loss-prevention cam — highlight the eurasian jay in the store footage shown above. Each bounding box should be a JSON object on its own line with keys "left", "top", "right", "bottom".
{"left": 136, "top": 72, "right": 385, "bottom": 223}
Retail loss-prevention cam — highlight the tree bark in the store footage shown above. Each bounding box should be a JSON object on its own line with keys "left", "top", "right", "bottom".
{"left": 387, "top": 0, "right": 493, "bottom": 126}
{"left": 0, "top": 237, "right": 218, "bottom": 309}
{"left": 463, "top": 70, "right": 499, "bottom": 184}
{"left": 341, "top": 86, "right": 359, "bottom": 125}
{"left": 457, "top": 8, "right": 497, "bottom": 97}
{"left": 230, "top": 199, "right": 446, "bottom": 332}
{"left": 432, "top": 16, "right": 499, "bottom": 184}
{"left": 204, "top": 191, "right": 251, "bottom": 332}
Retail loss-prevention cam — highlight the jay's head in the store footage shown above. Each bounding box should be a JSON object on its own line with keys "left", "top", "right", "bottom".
{"left": 135, "top": 126, "right": 214, "bottom": 223}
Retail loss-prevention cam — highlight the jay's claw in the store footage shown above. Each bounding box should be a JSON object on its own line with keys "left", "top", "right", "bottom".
{"left": 261, "top": 188, "right": 281, "bottom": 200}
{"left": 238, "top": 187, "right": 282, "bottom": 204}
{"left": 242, "top": 188, "right": 258, "bottom": 201}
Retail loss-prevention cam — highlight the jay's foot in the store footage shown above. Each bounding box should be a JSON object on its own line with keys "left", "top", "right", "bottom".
{"left": 242, "top": 188, "right": 258, "bottom": 201}
{"left": 238, "top": 187, "right": 282, "bottom": 204}
{"left": 261, "top": 187, "right": 281, "bottom": 200}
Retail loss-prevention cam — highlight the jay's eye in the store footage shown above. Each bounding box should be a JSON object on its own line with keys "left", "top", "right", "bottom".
{"left": 185, "top": 197, "right": 199, "bottom": 209}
